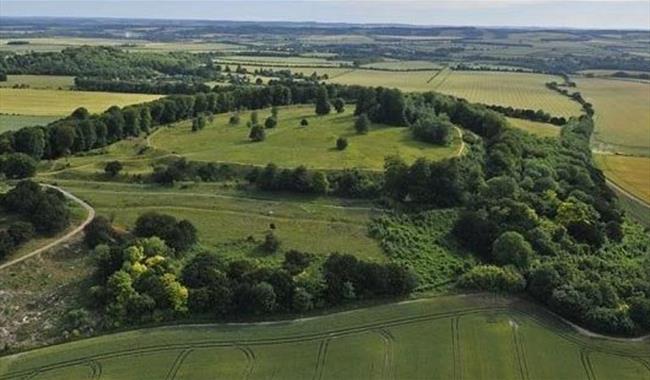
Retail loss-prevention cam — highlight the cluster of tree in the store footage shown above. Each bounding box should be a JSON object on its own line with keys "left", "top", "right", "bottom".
{"left": 133, "top": 212, "right": 198, "bottom": 253}
{"left": 410, "top": 110, "right": 455, "bottom": 145}
{"left": 0, "top": 153, "right": 37, "bottom": 179}
{"left": 85, "top": 213, "right": 417, "bottom": 325}
{"left": 0, "top": 46, "right": 213, "bottom": 80}
{"left": 448, "top": 115, "right": 649, "bottom": 335}
{"left": 0, "top": 181, "right": 70, "bottom": 247}
{"left": 246, "top": 163, "right": 382, "bottom": 199}
{"left": 0, "top": 81, "right": 370, "bottom": 161}
{"left": 609, "top": 71, "right": 650, "bottom": 80}
{"left": 354, "top": 87, "right": 408, "bottom": 126}
{"left": 151, "top": 158, "right": 239, "bottom": 185}
{"left": 0, "top": 221, "right": 34, "bottom": 260}
{"left": 485, "top": 105, "right": 567, "bottom": 126}
{"left": 74, "top": 77, "right": 213, "bottom": 95}
{"left": 0, "top": 71, "right": 6, "bottom": 81}
{"left": 383, "top": 155, "right": 481, "bottom": 207}
{"left": 545, "top": 82, "right": 594, "bottom": 116}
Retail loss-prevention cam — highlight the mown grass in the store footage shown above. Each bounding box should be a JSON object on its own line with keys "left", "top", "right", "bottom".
{"left": 507, "top": 117, "right": 561, "bottom": 138}
{"left": 0, "top": 115, "right": 60, "bottom": 133}
{"left": 40, "top": 180, "right": 385, "bottom": 262}
{"left": 151, "top": 105, "right": 461, "bottom": 170}
{"left": 576, "top": 77, "right": 650, "bottom": 156}
{"left": 0, "top": 88, "right": 161, "bottom": 117}
{"left": 595, "top": 154, "right": 650, "bottom": 204}
{"left": 1, "top": 294, "right": 647, "bottom": 380}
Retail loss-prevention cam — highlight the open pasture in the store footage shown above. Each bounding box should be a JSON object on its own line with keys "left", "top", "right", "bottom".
{"left": 38, "top": 179, "right": 384, "bottom": 261}
{"left": 150, "top": 105, "right": 462, "bottom": 170}
{"left": 360, "top": 60, "right": 442, "bottom": 70}
{"left": 1, "top": 295, "right": 647, "bottom": 380}
{"left": 575, "top": 77, "right": 650, "bottom": 156}
{"left": 0, "top": 88, "right": 161, "bottom": 117}
{"left": 0, "top": 75, "right": 75, "bottom": 89}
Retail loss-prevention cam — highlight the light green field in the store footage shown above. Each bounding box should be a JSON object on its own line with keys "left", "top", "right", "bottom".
{"left": 575, "top": 78, "right": 650, "bottom": 156}
{"left": 37, "top": 179, "right": 384, "bottom": 262}
{"left": 151, "top": 105, "right": 462, "bottom": 170}
{"left": 0, "top": 115, "right": 60, "bottom": 133}
{"left": 1, "top": 295, "right": 647, "bottom": 380}
{"left": 0, "top": 75, "right": 75, "bottom": 89}
{"left": 595, "top": 154, "right": 650, "bottom": 204}
{"left": 0, "top": 88, "right": 161, "bottom": 117}
{"left": 507, "top": 117, "right": 561, "bottom": 138}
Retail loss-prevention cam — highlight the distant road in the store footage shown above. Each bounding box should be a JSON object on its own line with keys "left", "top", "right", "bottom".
{"left": 0, "top": 184, "right": 95, "bottom": 271}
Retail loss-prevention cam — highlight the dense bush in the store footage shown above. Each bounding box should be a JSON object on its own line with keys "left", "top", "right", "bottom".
{"left": 1, "top": 181, "right": 70, "bottom": 235}
{"left": 458, "top": 265, "right": 526, "bottom": 293}
{"left": 133, "top": 212, "right": 197, "bottom": 253}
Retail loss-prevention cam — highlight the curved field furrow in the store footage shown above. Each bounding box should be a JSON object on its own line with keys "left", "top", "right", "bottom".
{"left": 1, "top": 300, "right": 648, "bottom": 380}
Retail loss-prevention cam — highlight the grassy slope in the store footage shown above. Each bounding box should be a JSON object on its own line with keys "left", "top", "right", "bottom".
{"left": 576, "top": 77, "right": 650, "bottom": 156}
{"left": 151, "top": 105, "right": 461, "bottom": 170}
{"left": 0, "top": 88, "right": 161, "bottom": 116}
{"left": 0, "top": 294, "right": 647, "bottom": 380}
{"left": 38, "top": 179, "right": 384, "bottom": 262}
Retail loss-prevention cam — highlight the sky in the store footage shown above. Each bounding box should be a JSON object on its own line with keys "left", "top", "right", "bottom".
{"left": 1, "top": 1, "right": 649, "bottom": 30}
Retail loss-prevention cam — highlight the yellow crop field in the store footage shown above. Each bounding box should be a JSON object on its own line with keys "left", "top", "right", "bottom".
{"left": 0, "top": 88, "right": 162, "bottom": 116}
{"left": 575, "top": 77, "right": 650, "bottom": 156}
{"left": 595, "top": 154, "right": 650, "bottom": 204}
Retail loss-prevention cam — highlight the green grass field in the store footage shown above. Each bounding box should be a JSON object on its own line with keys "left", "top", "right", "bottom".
{"left": 507, "top": 117, "right": 561, "bottom": 138}
{"left": 150, "top": 105, "right": 462, "bottom": 170}
{"left": 595, "top": 154, "right": 650, "bottom": 204}
{"left": 0, "top": 75, "right": 75, "bottom": 89}
{"left": 0, "top": 88, "right": 161, "bottom": 117}
{"left": 1, "top": 294, "right": 647, "bottom": 380}
{"left": 575, "top": 78, "right": 650, "bottom": 156}
{"left": 0, "top": 115, "right": 60, "bottom": 133}
{"left": 37, "top": 179, "right": 384, "bottom": 262}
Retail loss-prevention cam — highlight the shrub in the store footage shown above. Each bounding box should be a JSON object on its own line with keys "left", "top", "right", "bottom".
{"left": 264, "top": 116, "right": 277, "bottom": 129}
{"left": 104, "top": 161, "right": 123, "bottom": 177}
{"left": 249, "top": 125, "right": 266, "bottom": 142}
{"left": 336, "top": 137, "right": 348, "bottom": 150}
{"left": 354, "top": 114, "right": 370, "bottom": 134}
{"left": 7, "top": 221, "right": 34, "bottom": 245}
{"left": 300, "top": 118, "right": 309, "bottom": 127}
{"left": 262, "top": 231, "right": 280, "bottom": 253}
{"left": 411, "top": 112, "right": 454, "bottom": 145}
{"left": 229, "top": 114, "right": 240, "bottom": 125}
{"left": 458, "top": 265, "right": 526, "bottom": 293}
{"left": 0, "top": 153, "right": 37, "bottom": 179}
{"left": 333, "top": 98, "right": 345, "bottom": 113}
{"left": 492, "top": 231, "right": 533, "bottom": 270}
